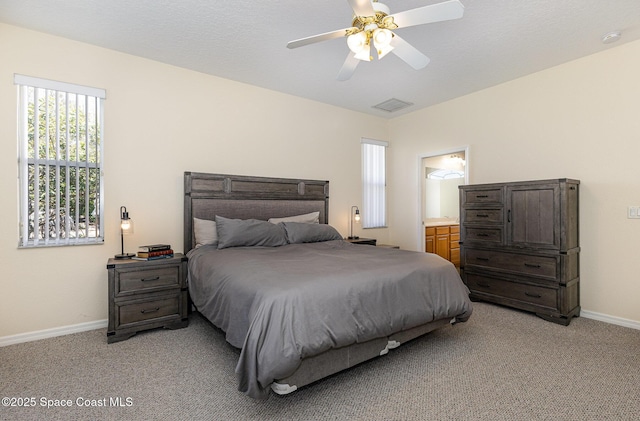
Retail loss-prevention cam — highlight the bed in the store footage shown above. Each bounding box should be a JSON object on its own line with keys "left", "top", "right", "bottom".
{"left": 184, "top": 172, "right": 473, "bottom": 399}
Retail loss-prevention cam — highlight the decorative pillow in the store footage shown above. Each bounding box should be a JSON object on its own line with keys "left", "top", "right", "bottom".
{"left": 268, "top": 211, "right": 320, "bottom": 224}
{"left": 282, "top": 222, "right": 343, "bottom": 244}
{"left": 215, "top": 215, "right": 288, "bottom": 249}
{"left": 193, "top": 217, "right": 218, "bottom": 248}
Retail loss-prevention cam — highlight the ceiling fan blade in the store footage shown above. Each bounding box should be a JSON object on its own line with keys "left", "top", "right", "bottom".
{"left": 390, "top": 35, "right": 430, "bottom": 70}
{"left": 337, "top": 53, "right": 360, "bottom": 81}
{"left": 287, "top": 28, "right": 354, "bottom": 49}
{"left": 389, "top": 0, "right": 464, "bottom": 29}
{"left": 347, "top": 0, "right": 375, "bottom": 17}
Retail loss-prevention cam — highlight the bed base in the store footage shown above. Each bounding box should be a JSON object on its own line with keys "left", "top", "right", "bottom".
{"left": 271, "top": 318, "right": 452, "bottom": 394}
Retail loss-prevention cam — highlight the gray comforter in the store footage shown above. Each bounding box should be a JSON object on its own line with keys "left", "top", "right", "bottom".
{"left": 187, "top": 240, "right": 472, "bottom": 399}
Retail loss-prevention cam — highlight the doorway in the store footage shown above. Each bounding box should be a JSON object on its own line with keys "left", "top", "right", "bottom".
{"left": 418, "top": 148, "right": 468, "bottom": 252}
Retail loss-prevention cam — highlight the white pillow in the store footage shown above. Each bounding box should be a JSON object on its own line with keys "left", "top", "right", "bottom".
{"left": 193, "top": 217, "right": 218, "bottom": 248}
{"left": 268, "top": 211, "right": 320, "bottom": 224}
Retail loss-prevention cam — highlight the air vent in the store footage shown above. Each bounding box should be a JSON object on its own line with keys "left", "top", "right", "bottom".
{"left": 372, "top": 98, "right": 414, "bottom": 113}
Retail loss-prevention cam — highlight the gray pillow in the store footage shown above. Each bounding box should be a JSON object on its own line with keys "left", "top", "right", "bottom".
{"left": 193, "top": 217, "right": 217, "bottom": 248}
{"left": 215, "top": 215, "right": 287, "bottom": 249}
{"left": 268, "top": 211, "right": 320, "bottom": 224}
{"left": 282, "top": 222, "right": 343, "bottom": 244}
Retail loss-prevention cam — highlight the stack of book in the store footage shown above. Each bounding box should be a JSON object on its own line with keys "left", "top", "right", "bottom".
{"left": 133, "top": 244, "right": 174, "bottom": 261}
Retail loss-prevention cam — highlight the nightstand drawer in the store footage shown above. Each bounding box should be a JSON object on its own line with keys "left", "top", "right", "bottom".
{"left": 107, "top": 254, "right": 188, "bottom": 343}
{"left": 466, "top": 273, "right": 557, "bottom": 309}
{"left": 116, "top": 266, "right": 181, "bottom": 296}
{"left": 117, "top": 295, "right": 181, "bottom": 326}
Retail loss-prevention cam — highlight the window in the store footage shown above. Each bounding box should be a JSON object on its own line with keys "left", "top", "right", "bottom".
{"left": 15, "top": 74, "right": 105, "bottom": 247}
{"left": 361, "top": 138, "right": 388, "bottom": 228}
{"left": 427, "top": 169, "right": 465, "bottom": 180}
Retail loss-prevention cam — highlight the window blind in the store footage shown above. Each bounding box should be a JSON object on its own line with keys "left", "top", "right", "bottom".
{"left": 361, "top": 138, "right": 388, "bottom": 228}
{"left": 15, "top": 74, "right": 105, "bottom": 247}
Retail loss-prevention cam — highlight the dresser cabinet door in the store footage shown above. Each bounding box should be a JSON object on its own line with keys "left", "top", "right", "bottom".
{"left": 506, "top": 183, "right": 560, "bottom": 250}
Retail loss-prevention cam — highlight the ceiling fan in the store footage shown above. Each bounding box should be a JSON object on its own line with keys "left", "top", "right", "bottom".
{"left": 287, "top": 0, "right": 465, "bottom": 81}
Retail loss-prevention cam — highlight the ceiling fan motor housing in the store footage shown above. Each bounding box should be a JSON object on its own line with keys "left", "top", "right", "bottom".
{"left": 351, "top": 2, "right": 393, "bottom": 30}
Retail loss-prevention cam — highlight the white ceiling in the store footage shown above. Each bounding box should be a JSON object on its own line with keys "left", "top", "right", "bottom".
{"left": 2, "top": 0, "right": 640, "bottom": 118}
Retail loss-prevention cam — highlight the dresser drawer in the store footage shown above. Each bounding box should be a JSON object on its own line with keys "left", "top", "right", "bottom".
{"left": 464, "top": 249, "right": 557, "bottom": 279}
{"left": 464, "top": 227, "right": 502, "bottom": 243}
{"left": 466, "top": 273, "right": 557, "bottom": 309}
{"left": 115, "top": 266, "right": 181, "bottom": 296}
{"left": 117, "top": 295, "right": 181, "bottom": 327}
{"left": 463, "top": 188, "right": 503, "bottom": 205}
{"left": 463, "top": 209, "right": 503, "bottom": 224}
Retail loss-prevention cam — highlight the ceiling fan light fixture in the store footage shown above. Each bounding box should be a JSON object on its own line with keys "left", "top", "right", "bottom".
{"left": 376, "top": 43, "right": 394, "bottom": 59}
{"left": 373, "top": 28, "right": 392, "bottom": 47}
{"left": 347, "top": 31, "right": 368, "bottom": 54}
{"left": 354, "top": 44, "right": 373, "bottom": 61}
{"left": 373, "top": 28, "right": 394, "bottom": 59}
{"left": 287, "top": 0, "right": 466, "bottom": 80}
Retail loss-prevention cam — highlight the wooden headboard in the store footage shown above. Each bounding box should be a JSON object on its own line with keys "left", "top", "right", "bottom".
{"left": 184, "top": 172, "right": 330, "bottom": 253}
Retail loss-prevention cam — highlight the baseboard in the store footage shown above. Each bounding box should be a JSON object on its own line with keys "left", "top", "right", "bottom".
{"left": 0, "top": 319, "right": 108, "bottom": 347}
{"left": 581, "top": 310, "right": 640, "bottom": 330}
{"left": 1, "top": 310, "right": 638, "bottom": 347}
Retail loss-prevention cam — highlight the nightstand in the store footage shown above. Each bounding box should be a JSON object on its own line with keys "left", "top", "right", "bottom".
{"left": 107, "top": 254, "right": 189, "bottom": 343}
{"left": 346, "top": 237, "right": 377, "bottom": 246}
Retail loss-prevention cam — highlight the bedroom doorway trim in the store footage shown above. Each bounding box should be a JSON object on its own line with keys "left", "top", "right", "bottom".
{"left": 416, "top": 146, "right": 470, "bottom": 252}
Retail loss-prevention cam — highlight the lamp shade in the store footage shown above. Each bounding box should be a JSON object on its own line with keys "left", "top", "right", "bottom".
{"left": 373, "top": 28, "right": 392, "bottom": 47}
{"left": 373, "top": 28, "right": 394, "bottom": 59}
{"left": 115, "top": 206, "right": 135, "bottom": 259}
{"left": 354, "top": 44, "right": 372, "bottom": 61}
{"left": 347, "top": 31, "right": 368, "bottom": 54}
{"left": 349, "top": 205, "right": 361, "bottom": 239}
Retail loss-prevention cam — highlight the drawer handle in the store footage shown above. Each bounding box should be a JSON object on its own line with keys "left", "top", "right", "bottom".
{"left": 477, "top": 282, "right": 490, "bottom": 288}
{"left": 477, "top": 233, "right": 489, "bottom": 237}
{"left": 476, "top": 214, "right": 490, "bottom": 218}
{"left": 524, "top": 292, "right": 542, "bottom": 298}
{"left": 141, "top": 307, "right": 160, "bottom": 314}
{"left": 141, "top": 276, "right": 160, "bottom": 282}
{"left": 476, "top": 195, "right": 489, "bottom": 198}
{"left": 475, "top": 257, "right": 490, "bottom": 261}
{"left": 524, "top": 263, "right": 541, "bottom": 268}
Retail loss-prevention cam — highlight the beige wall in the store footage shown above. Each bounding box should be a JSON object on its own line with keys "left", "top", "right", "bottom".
{"left": 2, "top": 22, "right": 639, "bottom": 338}
{"left": 388, "top": 39, "right": 640, "bottom": 323}
{"left": 0, "top": 24, "right": 389, "bottom": 337}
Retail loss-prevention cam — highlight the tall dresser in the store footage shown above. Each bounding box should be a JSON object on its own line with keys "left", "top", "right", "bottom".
{"left": 459, "top": 179, "right": 580, "bottom": 325}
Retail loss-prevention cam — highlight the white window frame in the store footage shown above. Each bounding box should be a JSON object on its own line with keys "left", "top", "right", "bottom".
{"left": 15, "top": 74, "right": 106, "bottom": 248}
{"left": 361, "top": 138, "right": 388, "bottom": 229}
